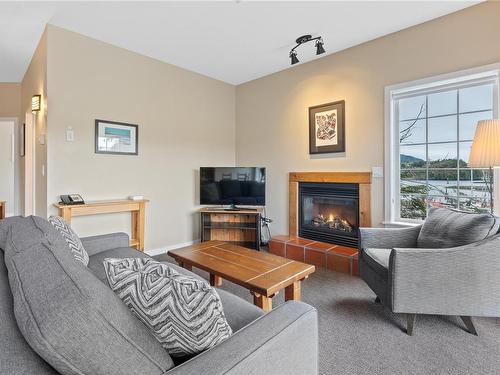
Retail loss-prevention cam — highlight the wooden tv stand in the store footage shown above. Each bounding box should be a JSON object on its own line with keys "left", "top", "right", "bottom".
{"left": 200, "top": 207, "right": 262, "bottom": 250}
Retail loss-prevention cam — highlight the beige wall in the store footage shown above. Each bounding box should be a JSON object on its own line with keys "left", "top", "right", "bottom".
{"left": 0, "top": 83, "right": 21, "bottom": 117}
{"left": 46, "top": 26, "right": 235, "bottom": 250}
{"left": 235, "top": 2, "right": 500, "bottom": 235}
{"left": 21, "top": 31, "right": 48, "bottom": 217}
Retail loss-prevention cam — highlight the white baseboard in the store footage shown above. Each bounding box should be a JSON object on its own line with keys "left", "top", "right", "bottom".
{"left": 145, "top": 239, "right": 201, "bottom": 257}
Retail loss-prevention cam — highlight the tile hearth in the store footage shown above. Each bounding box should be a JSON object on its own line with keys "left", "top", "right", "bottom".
{"left": 269, "top": 235, "right": 359, "bottom": 276}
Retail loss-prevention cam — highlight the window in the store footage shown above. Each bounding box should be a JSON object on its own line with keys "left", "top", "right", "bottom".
{"left": 385, "top": 65, "right": 500, "bottom": 223}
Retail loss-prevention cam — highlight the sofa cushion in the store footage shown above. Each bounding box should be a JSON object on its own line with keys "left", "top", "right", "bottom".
{"left": 88, "top": 247, "right": 264, "bottom": 333}
{"left": 48, "top": 216, "right": 89, "bottom": 265}
{"left": 0, "top": 251, "right": 59, "bottom": 375}
{"left": 3, "top": 216, "right": 174, "bottom": 375}
{"left": 0, "top": 216, "right": 24, "bottom": 251}
{"left": 417, "top": 207, "right": 500, "bottom": 249}
{"left": 215, "top": 288, "right": 264, "bottom": 332}
{"left": 88, "top": 246, "right": 206, "bottom": 283}
{"left": 104, "top": 258, "right": 233, "bottom": 358}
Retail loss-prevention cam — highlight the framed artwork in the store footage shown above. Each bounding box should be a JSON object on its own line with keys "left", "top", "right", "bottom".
{"left": 309, "top": 100, "right": 345, "bottom": 154}
{"left": 95, "top": 119, "right": 138, "bottom": 155}
{"left": 20, "top": 123, "right": 25, "bottom": 157}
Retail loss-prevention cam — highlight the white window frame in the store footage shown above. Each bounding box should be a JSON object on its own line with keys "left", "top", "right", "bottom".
{"left": 384, "top": 63, "right": 500, "bottom": 226}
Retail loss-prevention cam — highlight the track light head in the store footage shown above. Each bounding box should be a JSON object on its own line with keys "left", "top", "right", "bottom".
{"left": 316, "top": 40, "right": 325, "bottom": 55}
{"left": 290, "top": 51, "right": 299, "bottom": 65}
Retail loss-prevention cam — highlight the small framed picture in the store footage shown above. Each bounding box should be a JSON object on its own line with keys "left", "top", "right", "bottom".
{"left": 309, "top": 100, "right": 345, "bottom": 154}
{"left": 95, "top": 119, "right": 138, "bottom": 155}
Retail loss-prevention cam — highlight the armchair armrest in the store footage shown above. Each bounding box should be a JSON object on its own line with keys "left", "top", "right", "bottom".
{"left": 359, "top": 225, "right": 422, "bottom": 250}
{"left": 166, "top": 301, "right": 318, "bottom": 375}
{"left": 390, "top": 234, "right": 500, "bottom": 316}
{"left": 80, "top": 232, "right": 130, "bottom": 256}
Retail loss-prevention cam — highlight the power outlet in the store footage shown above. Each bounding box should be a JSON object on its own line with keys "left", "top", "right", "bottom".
{"left": 372, "top": 166, "right": 383, "bottom": 178}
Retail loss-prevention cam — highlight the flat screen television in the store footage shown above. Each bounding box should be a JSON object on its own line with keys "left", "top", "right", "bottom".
{"left": 200, "top": 167, "right": 266, "bottom": 208}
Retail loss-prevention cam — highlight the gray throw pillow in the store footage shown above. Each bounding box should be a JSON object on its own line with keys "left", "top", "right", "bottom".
{"left": 48, "top": 216, "right": 89, "bottom": 265}
{"left": 104, "top": 258, "right": 233, "bottom": 357}
{"left": 417, "top": 207, "right": 500, "bottom": 248}
{"left": 4, "top": 216, "right": 174, "bottom": 375}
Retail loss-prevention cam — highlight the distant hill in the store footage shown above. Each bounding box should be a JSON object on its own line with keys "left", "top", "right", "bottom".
{"left": 400, "top": 154, "right": 424, "bottom": 164}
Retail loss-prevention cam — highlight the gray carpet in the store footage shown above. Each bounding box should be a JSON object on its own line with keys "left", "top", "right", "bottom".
{"left": 155, "top": 253, "right": 500, "bottom": 375}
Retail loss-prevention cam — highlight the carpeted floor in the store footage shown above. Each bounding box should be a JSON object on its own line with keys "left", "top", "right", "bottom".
{"left": 155, "top": 252, "right": 500, "bottom": 375}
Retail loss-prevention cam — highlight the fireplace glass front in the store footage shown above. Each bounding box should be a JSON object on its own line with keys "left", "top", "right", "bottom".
{"left": 299, "top": 182, "right": 359, "bottom": 247}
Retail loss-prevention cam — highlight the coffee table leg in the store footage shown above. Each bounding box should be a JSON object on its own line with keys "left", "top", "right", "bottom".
{"left": 177, "top": 261, "right": 192, "bottom": 271}
{"left": 252, "top": 293, "right": 272, "bottom": 312}
{"left": 285, "top": 281, "right": 301, "bottom": 301}
{"left": 210, "top": 274, "right": 222, "bottom": 287}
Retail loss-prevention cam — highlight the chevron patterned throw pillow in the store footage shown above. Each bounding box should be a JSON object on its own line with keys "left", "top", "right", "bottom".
{"left": 103, "top": 258, "right": 232, "bottom": 357}
{"left": 48, "top": 216, "right": 89, "bottom": 266}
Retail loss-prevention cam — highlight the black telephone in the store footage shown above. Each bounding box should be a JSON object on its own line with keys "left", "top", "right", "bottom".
{"left": 60, "top": 194, "right": 85, "bottom": 205}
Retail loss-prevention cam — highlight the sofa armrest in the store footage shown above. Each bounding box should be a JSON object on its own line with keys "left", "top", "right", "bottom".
{"left": 359, "top": 225, "right": 422, "bottom": 250}
{"left": 390, "top": 234, "right": 500, "bottom": 316}
{"left": 80, "top": 232, "right": 130, "bottom": 256}
{"left": 166, "top": 301, "right": 318, "bottom": 375}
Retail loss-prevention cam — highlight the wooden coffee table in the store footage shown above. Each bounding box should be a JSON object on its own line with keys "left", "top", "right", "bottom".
{"left": 168, "top": 240, "right": 315, "bottom": 312}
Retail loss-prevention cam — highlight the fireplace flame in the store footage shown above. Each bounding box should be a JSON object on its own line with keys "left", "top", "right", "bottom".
{"left": 328, "top": 213, "right": 334, "bottom": 222}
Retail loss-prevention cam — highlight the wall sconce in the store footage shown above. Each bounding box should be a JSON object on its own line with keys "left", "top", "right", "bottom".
{"left": 32, "top": 95, "right": 41, "bottom": 113}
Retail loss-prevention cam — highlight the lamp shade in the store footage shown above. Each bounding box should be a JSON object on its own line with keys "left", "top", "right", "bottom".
{"left": 468, "top": 119, "right": 500, "bottom": 168}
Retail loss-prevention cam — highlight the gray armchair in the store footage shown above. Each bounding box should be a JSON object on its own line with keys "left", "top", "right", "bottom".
{"left": 359, "top": 207, "right": 500, "bottom": 336}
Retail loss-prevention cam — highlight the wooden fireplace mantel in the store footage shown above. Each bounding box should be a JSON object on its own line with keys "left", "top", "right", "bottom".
{"left": 289, "top": 172, "right": 372, "bottom": 237}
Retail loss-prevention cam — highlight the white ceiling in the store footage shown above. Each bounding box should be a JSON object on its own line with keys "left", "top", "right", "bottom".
{"left": 0, "top": 1, "right": 479, "bottom": 85}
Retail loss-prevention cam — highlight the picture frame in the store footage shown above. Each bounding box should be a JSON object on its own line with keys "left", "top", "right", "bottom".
{"left": 309, "top": 100, "right": 345, "bottom": 154}
{"left": 95, "top": 119, "right": 138, "bottom": 155}
{"left": 20, "top": 123, "right": 25, "bottom": 157}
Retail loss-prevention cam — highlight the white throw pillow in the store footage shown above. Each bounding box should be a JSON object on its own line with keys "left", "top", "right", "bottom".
{"left": 103, "top": 258, "right": 232, "bottom": 357}
{"left": 48, "top": 216, "right": 89, "bottom": 266}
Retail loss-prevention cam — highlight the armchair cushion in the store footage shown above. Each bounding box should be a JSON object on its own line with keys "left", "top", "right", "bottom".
{"left": 417, "top": 207, "right": 499, "bottom": 249}
{"left": 364, "top": 248, "right": 391, "bottom": 270}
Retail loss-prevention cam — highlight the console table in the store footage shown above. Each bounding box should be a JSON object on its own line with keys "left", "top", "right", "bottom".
{"left": 54, "top": 199, "right": 148, "bottom": 251}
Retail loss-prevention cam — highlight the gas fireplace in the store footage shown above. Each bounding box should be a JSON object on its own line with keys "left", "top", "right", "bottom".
{"left": 299, "top": 182, "right": 359, "bottom": 247}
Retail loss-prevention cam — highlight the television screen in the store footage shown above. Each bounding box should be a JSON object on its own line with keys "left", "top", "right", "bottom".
{"left": 200, "top": 167, "right": 266, "bottom": 206}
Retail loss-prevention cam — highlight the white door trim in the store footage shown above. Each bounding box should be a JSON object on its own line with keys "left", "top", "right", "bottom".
{"left": 24, "top": 112, "right": 35, "bottom": 216}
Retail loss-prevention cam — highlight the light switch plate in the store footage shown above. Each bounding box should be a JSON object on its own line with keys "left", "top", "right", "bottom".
{"left": 372, "top": 166, "right": 383, "bottom": 178}
{"left": 66, "top": 127, "right": 74, "bottom": 142}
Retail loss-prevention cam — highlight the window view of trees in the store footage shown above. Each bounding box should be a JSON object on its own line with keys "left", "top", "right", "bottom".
{"left": 398, "top": 84, "right": 494, "bottom": 220}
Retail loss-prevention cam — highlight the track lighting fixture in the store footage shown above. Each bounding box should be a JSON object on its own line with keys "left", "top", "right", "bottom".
{"left": 289, "top": 35, "right": 326, "bottom": 65}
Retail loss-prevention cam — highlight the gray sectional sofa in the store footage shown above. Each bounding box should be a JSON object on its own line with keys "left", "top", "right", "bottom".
{"left": 0, "top": 216, "right": 318, "bottom": 375}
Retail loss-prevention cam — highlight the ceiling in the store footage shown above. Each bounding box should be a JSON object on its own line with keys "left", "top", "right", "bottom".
{"left": 0, "top": 1, "right": 479, "bottom": 85}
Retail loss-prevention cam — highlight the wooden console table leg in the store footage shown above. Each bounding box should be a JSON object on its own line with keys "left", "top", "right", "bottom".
{"left": 131, "top": 202, "right": 146, "bottom": 251}
{"left": 252, "top": 292, "right": 272, "bottom": 312}
{"left": 285, "top": 281, "right": 301, "bottom": 302}
{"left": 210, "top": 274, "right": 222, "bottom": 287}
{"left": 60, "top": 207, "right": 72, "bottom": 224}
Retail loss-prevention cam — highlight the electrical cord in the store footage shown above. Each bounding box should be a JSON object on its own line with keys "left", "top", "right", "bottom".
{"left": 260, "top": 206, "right": 273, "bottom": 246}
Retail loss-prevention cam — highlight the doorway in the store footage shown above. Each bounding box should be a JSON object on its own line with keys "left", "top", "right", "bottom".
{"left": 0, "top": 119, "right": 16, "bottom": 216}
